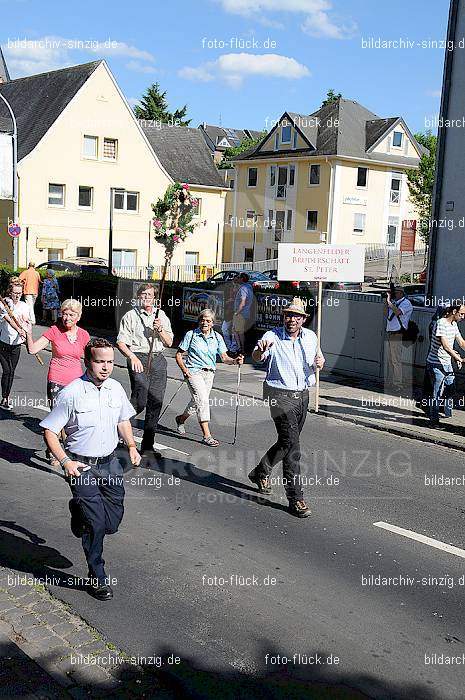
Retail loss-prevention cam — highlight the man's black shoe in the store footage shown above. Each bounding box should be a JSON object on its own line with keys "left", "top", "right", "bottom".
{"left": 288, "top": 499, "right": 311, "bottom": 518}
{"left": 248, "top": 469, "right": 272, "bottom": 495}
{"left": 88, "top": 583, "right": 113, "bottom": 601}
{"left": 429, "top": 421, "right": 447, "bottom": 431}
{"left": 140, "top": 445, "right": 162, "bottom": 459}
{"left": 69, "top": 500, "right": 85, "bottom": 538}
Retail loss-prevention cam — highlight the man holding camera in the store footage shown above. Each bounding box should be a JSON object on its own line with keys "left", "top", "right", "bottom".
{"left": 385, "top": 285, "right": 413, "bottom": 393}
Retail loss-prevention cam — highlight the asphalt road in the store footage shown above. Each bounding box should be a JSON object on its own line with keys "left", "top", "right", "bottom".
{"left": 1, "top": 352, "right": 465, "bottom": 699}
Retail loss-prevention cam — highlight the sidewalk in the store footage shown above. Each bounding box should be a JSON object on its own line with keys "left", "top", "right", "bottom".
{"left": 33, "top": 323, "right": 465, "bottom": 452}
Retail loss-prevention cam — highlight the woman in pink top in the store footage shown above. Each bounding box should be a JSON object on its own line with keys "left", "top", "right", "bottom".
{"left": 26, "top": 299, "right": 90, "bottom": 465}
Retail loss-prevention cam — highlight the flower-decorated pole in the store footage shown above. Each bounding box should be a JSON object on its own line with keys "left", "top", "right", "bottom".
{"left": 146, "top": 182, "right": 199, "bottom": 372}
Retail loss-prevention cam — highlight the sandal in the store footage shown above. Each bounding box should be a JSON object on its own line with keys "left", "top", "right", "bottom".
{"left": 202, "top": 436, "right": 219, "bottom": 447}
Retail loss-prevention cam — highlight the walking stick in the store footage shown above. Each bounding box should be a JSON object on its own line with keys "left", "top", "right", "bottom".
{"left": 0, "top": 296, "right": 44, "bottom": 366}
{"left": 158, "top": 380, "right": 185, "bottom": 422}
{"left": 232, "top": 363, "right": 241, "bottom": 445}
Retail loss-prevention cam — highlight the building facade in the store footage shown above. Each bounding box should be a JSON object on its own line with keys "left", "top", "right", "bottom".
{"left": 223, "top": 99, "right": 425, "bottom": 263}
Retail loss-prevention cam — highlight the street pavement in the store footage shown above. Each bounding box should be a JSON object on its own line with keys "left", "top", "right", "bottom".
{"left": 1, "top": 349, "right": 465, "bottom": 699}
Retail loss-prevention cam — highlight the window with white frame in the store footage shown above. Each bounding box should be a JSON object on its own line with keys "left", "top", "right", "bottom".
{"left": 78, "top": 186, "right": 93, "bottom": 208}
{"left": 103, "top": 138, "right": 118, "bottom": 160}
{"left": 309, "top": 164, "right": 320, "bottom": 185}
{"left": 357, "top": 167, "right": 368, "bottom": 188}
{"left": 114, "top": 190, "right": 139, "bottom": 212}
{"left": 387, "top": 216, "right": 399, "bottom": 246}
{"left": 353, "top": 213, "right": 366, "bottom": 235}
{"left": 392, "top": 131, "right": 403, "bottom": 148}
{"left": 192, "top": 197, "right": 202, "bottom": 216}
{"left": 113, "top": 249, "right": 136, "bottom": 267}
{"left": 390, "top": 175, "right": 401, "bottom": 203}
{"left": 306, "top": 210, "right": 318, "bottom": 231}
{"left": 83, "top": 135, "right": 98, "bottom": 159}
{"left": 275, "top": 211, "right": 285, "bottom": 241}
{"left": 276, "top": 166, "right": 288, "bottom": 198}
{"left": 185, "top": 251, "right": 199, "bottom": 266}
{"left": 281, "top": 124, "right": 291, "bottom": 143}
{"left": 48, "top": 183, "right": 65, "bottom": 207}
{"left": 248, "top": 167, "right": 258, "bottom": 187}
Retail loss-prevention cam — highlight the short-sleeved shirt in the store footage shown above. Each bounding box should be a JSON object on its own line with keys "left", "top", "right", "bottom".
{"left": 19, "top": 268, "right": 41, "bottom": 295}
{"left": 117, "top": 308, "right": 173, "bottom": 354}
{"left": 0, "top": 300, "right": 32, "bottom": 345}
{"left": 179, "top": 328, "right": 227, "bottom": 374}
{"left": 386, "top": 297, "right": 413, "bottom": 332}
{"left": 427, "top": 318, "right": 462, "bottom": 367}
{"left": 255, "top": 326, "right": 321, "bottom": 391}
{"left": 43, "top": 324, "right": 90, "bottom": 385}
{"left": 40, "top": 374, "right": 135, "bottom": 457}
{"left": 234, "top": 284, "right": 254, "bottom": 319}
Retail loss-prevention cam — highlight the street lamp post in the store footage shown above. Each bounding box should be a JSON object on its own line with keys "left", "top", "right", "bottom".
{"left": 0, "top": 91, "right": 18, "bottom": 269}
{"left": 109, "top": 187, "right": 124, "bottom": 275}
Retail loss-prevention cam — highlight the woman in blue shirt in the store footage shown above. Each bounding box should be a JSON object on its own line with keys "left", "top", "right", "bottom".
{"left": 175, "top": 309, "right": 243, "bottom": 446}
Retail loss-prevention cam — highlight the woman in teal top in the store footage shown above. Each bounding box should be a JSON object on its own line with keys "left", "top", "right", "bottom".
{"left": 175, "top": 308, "right": 243, "bottom": 446}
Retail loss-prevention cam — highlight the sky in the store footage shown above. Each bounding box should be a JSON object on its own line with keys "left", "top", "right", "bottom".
{"left": 0, "top": 0, "right": 452, "bottom": 134}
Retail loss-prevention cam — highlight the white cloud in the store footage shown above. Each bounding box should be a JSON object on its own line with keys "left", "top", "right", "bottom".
{"left": 214, "top": 0, "right": 356, "bottom": 39}
{"left": 179, "top": 52, "right": 310, "bottom": 87}
{"left": 2, "top": 36, "right": 156, "bottom": 77}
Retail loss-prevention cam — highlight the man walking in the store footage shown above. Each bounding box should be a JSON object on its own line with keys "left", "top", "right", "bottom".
{"left": 40, "top": 338, "right": 141, "bottom": 601}
{"left": 385, "top": 285, "right": 413, "bottom": 393}
{"left": 249, "top": 298, "right": 324, "bottom": 518}
{"left": 116, "top": 283, "right": 173, "bottom": 455}
{"left": 19, "top": 262, "right": 41, "bottom": 324}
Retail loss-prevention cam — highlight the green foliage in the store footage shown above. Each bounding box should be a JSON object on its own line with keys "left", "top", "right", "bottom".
{"left": 407, "top": 131, "right": 437, "bottom": 244}
{"left": 219, "top": 133, "right": 266, "bottom": 169}
{"left": 152, "top": 183, "right": 198, "bottom": 260}
{"left": 134, "top": 83, "right": 190, "bottom": 125}
{"left": 322, "top": 89, "right": 342, "bottom": 106}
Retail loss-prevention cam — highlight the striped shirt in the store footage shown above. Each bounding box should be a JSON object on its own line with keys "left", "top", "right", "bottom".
{"left": 426, "top": 318, "right": 462, "bottom": 366}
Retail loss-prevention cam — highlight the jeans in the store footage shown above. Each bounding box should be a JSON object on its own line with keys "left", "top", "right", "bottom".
{"left": 0, "top": 341, "right": 21, "bottom": 398}
{"left": 69, "top": 456, "right": 124, "bottom": 584}
{"left": 127, "top": 352, "right": 167, "bottom": 450}
{"left": 427, "top": 362, "right": 454, "bottom": 422}
{"left": 256, "top": 387, "right": 309, "bottom": 501}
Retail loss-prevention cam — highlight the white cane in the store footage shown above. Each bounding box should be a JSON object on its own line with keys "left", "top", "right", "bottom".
{"left": 158, "top": 381, "right": 186, "bottom": 422}
{"left": 232, "top": 363, "right": 241, "bottom": 445}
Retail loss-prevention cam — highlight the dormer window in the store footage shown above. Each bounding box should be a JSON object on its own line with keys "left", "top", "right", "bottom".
{"left": 281, "top": 124, "right": 292, "bottom": 144}
{"left": 392, "top": 131, "right": 403, "bottom": 148}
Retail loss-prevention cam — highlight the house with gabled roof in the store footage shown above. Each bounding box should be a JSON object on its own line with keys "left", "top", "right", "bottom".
{"left": 0, "top": 59, "right": 226, "bottom": 270}
{"left": 199, "top": 123, "right": 263, "bottom": 164}
{"left": 223, "top": 98, "right": 426, "bottom": 263}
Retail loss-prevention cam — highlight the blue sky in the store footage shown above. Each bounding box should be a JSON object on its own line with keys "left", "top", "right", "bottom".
{"left": 1, "top": 0, "right": 451, "bottom": 134}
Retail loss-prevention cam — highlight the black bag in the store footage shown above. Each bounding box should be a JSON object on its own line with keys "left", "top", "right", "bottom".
{"left": 402, "top": 319, "right": 419, "bottom": 344}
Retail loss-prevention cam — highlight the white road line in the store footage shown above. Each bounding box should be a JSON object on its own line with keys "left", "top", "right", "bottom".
{"left": 21, "top": 404, "right": 190, "bottom": 456}
{"left": 374, "top": 521, "right": 465, "bottom": 560}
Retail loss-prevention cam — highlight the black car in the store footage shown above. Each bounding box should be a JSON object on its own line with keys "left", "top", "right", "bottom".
{"left": 36, "top": 259, "right": 110, "bottom": 276}
{"left": 263, "top": 269, "right": 362, "bottom": 292}
{"left": 205, "top": 270, "right": 278, "bottom": 290}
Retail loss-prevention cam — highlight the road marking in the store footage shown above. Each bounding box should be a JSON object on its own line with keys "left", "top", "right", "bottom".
{"left": 374, "top": 521, "right": 465, "bottom": 560}
{"left": 22, "top": 404, "right": 190, "bottom": 456}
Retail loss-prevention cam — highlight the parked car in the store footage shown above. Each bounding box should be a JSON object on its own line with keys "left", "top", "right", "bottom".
{"left": 205, "top": 270, "right": 278, "bottom": 290}
{"left": 263, "top": 269, "right": 362, "bottom": 292}
{"left": 36, "top": 259, "right": 110, "bottom": 276}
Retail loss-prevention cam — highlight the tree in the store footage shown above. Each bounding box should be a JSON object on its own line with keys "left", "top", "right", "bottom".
{"left": 134, "top": 83, "right": 190, "bottom": 125}
{"left": 322, "top": 89, "right": 342, "bottom": 106}
{"left": 407, "top": 131, "right": 437, "bottom": 245}
{"left": 218, "top": 133, "right": 266, "bottom": 169}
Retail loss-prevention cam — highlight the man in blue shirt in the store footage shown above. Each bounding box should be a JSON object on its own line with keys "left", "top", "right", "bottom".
{"left": 250, "top": 298, "right": 324, "bottom": 518}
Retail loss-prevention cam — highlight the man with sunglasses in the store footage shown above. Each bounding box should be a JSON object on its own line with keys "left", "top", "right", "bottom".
{"left": 249, "top": 298, "right": 324, "bottom": 518}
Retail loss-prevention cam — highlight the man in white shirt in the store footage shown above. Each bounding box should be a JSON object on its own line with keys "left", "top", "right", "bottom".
{"left": 0, "top": 279, "right": 32, "bottom": 409}
{"left": 40, "top": 338, "right": 141, "bottom": 601}
{"left": 385, "top": 285, "right": 413, "bottom": 393}
{"left": 117, "top": 284, "right": 173, "bottom": 456}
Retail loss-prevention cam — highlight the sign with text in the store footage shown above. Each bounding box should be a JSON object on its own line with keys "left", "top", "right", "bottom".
{"left": 277, "top": 243, "right": 365, "bottom": 282}
{"left": 400, "top": 220, "right": 416, "bottom": 253}
{"left": 182, "top": 288, "right": 224, "bottom": 325}
{"left": 255, "top": 293, "right": 293, "bottom": 331}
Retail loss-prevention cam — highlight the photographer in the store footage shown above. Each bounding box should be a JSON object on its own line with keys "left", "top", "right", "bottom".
{"left": 384, "top": 284, "right": 413, "bottom": 393}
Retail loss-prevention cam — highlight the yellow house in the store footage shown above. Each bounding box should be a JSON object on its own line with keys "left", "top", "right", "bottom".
{"left": 0, "top": 60, "right": 226, "bottom": 270}
{"left": 223, "top": 99, "right": 426, "bottom": 263}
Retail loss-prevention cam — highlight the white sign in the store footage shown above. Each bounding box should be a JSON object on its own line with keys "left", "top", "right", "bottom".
{"left": 0, "top": 133, "right": 13, "bottom": 199}
{"left": 343, "top": 195, "right": 367, "bottom": 206}
{"left": 277, "top": 243, "right": 365, "bottom": 282}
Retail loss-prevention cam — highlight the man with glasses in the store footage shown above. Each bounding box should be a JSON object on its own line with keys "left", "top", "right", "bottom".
{"left": 249, "top": 298, "right": 324, "bottom": 518}
{"left": 117, "top": 284, "right": 173, "bottom": 456}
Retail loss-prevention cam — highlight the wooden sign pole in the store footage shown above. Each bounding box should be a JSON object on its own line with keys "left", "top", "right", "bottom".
{"left": 315, "top": 279, "right": 323, "bottom": 413}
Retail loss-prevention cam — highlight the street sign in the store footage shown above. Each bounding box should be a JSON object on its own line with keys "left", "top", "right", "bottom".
{"left": 8, "top": 223, "right": 20, "bottom": 238}
{"left": 277, "top": 243, "right": 365, "bottom": 282}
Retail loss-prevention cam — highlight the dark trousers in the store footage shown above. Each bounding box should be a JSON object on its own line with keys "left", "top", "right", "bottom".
{"left": 69, "top": 456, "right": 124, "bottom": 584}
{"left": 0, "top": 341, "right": 21, "bottom": 398}
{"left": 256, "top": 388, "right": 309, "bottom": 501}
{"left": 127, "top": 352, "right": 167, "bottom": 449}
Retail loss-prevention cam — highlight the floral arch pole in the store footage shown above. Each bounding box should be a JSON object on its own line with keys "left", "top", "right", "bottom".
{"left": 146, "top": 181, "right": 200, "bottom": 372}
